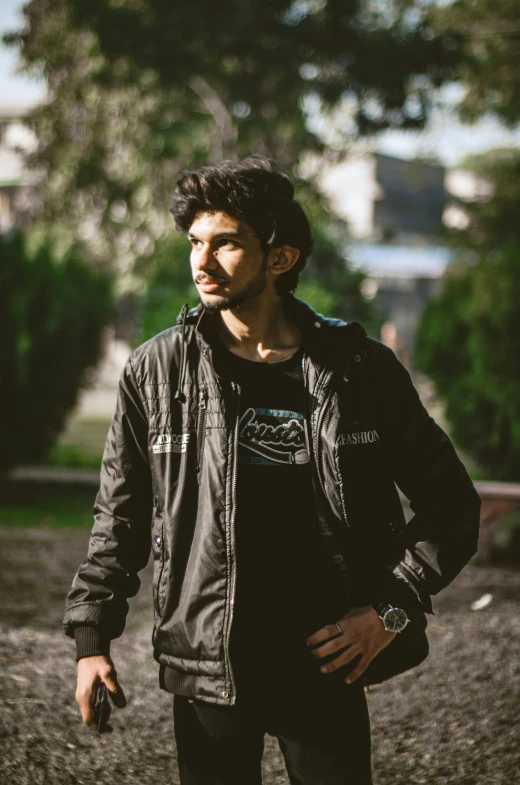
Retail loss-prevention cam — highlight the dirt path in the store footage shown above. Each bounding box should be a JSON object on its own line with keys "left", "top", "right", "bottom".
{"left": 0, "top": 525, "right": 518, "bottom": 785}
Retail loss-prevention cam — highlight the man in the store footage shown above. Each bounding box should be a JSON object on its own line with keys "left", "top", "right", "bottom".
{"left": 65, "top": 157, "right": 480, "bottom": 784}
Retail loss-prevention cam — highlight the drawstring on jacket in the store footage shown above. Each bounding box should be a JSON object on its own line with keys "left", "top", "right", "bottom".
{"left": 175, "top": 303, "right": 190, "bottom": 403}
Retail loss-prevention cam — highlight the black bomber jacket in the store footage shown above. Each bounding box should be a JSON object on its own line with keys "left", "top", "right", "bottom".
{"left": 64, "top": 297, "right": 481, "bottom": 705}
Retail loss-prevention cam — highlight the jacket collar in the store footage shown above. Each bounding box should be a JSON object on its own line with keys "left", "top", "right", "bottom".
{"left": 176, "top": 294, "right": 368, "bottom": 379}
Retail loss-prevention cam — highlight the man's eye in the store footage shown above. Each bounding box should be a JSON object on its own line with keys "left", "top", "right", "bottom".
{"left": 219, "top": 239, "right": 238, "bottom": 248}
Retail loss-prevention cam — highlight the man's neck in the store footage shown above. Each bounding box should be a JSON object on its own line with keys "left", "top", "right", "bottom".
{"left": 216, "top": 295, "right": 301, "bottom": 363}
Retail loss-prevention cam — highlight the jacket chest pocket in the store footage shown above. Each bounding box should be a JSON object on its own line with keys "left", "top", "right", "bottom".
{"left": 334, "top": 427, "right": 403, "bottom": 536}
{"left": 335, "top": 424, "right": 384, "bottom": 485}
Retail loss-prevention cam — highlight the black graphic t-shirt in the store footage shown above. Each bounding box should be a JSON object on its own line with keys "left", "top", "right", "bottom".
{"left": 215, "top": 339, "right": 347, "bottom": 693}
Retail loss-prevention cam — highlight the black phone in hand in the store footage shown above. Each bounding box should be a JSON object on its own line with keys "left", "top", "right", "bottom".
{"left": 93, "top": 682, "right": 110, "bottom": 733}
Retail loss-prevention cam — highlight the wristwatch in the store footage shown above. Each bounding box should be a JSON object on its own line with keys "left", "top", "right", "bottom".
{"left": 373, "top": 602, "right": 410, "bottom": 633}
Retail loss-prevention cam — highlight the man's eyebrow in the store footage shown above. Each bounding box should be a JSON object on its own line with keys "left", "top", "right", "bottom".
{"left": 188, "top": 231, "right": 243, "bottom": 240}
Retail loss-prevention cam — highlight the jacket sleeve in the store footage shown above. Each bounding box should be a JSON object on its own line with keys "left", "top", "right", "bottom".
{"left": 63, "top": 353, "right": 153, "bottom": 647}
{"left": 373, "top": 344, "right": 481, "bottom": 613}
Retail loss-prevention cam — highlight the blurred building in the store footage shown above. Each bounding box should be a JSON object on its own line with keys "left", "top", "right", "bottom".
{"left": 319, "top": 152, "right": 474, "bottom": 365}
{"left": 321, "top": 152, "right": 446, "bottom": 245}
{"left": 0, "top": 104, "right": 36, "bottom": 232}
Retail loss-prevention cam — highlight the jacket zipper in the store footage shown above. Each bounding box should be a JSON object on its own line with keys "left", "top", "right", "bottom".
{"left": 315, "top": 385, "right": 334, "bottom": 499}
{"left": 302, "top": 359, "right": 351, "bottom": 591}
{"left": 334, "top": 459, "right": 351, "bottom": 529}
{"left": 196, "top": 389, "right": 208, "bottom": 472}
{"left": 224, "top": 381, "right": 240, "bottom": 703}
{"left": 308, "top": 361, "right": 333, "bottom": 501}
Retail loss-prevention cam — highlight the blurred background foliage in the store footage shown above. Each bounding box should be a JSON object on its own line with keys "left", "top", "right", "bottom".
{"left": 136, "top": 234, "right": 197, "bottom": 346}
{"left": 430, "top": 0, "right": 520, "bottom": 126}
{"left": 0, "top": 232, "right": 112, "bottom": 475}
{"left": 416, "top": 246, "right": 520, "bottom": 480}
{"left": 415, "top": 149, "right": 520, "bottom": 480}
{"left": 448, "top": 148, "right": 520, "bottom": 250}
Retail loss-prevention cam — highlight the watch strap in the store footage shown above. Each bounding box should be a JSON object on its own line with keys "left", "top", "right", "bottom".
{"left": 373, "top": 601, "right": 394, "bottom": 619}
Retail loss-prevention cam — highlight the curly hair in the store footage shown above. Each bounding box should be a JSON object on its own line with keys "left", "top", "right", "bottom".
{"left": 170, "top": 157, "right": 313, "bottom": 294}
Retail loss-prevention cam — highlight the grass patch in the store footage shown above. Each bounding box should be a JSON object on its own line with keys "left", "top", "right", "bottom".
{"left": 44, "top": 416, "right": 111, "bottom": 469}
{"left": 59, "top": 416, "right": 111, "bottom": 449}
{"left": 0, "top": 482, "right": 95, "bottom": 528}
{"left": 46, "top": 444, "right": 102, "bottom": 470}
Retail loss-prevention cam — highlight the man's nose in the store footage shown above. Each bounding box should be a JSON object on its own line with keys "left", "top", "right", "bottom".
{"left": 193, "top": 244, "right": 218, "bottom": 271}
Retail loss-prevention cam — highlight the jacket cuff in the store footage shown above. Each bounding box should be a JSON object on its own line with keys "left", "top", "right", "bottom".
{"left": 373, "top": 573, "right": 426, "bottom": 615}
{"left": 74, "top": 626, "right": 111, "bottom": 662}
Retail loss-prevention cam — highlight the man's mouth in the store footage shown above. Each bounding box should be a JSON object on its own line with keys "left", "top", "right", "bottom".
{"left": 196, "top": 276, "right": 228, "bottom": 292}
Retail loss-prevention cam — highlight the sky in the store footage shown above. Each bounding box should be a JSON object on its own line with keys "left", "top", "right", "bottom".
{"left": 2, "top": 0, "right": 520, "bottom": 166}
{"left": 0, "top": 0, "right": 45, "bottom": 107}
{"left": 378, "top": 103, "right": 520, "bottom": 167}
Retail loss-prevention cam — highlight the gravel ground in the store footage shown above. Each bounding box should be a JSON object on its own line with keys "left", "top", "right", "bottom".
{"left": 0, "top": 525, "right": 519, "bottom": 785}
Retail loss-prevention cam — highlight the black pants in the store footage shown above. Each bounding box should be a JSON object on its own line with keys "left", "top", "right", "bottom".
{"left": 173, "top": 679, "right": 372, "bottom": 785}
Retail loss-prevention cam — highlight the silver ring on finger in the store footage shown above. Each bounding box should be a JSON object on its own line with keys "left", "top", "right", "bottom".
{"left": 335, "top": 622, "right": 342, "bottom": 635}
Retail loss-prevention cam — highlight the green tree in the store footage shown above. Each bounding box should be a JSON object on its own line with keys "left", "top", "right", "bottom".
{"left": 136, "top": 234, "right": 197, "bottom": 344}
{"left": 450, "top": 148, "right": 520, "bottom": 249}
{"left": 417, "top": 148, "right": 520, "bottom": 479}
{"left": 0, "top": 232, "right": 112, "bottom": 474}
{"left": 5, "top": 0, "right": 462, "bottom": 272}
{"left": 430, "top": 0, "right": 520, "bottom": 125}
{"left": 300, "top": 223, "right": 377, "bottom": 327}
{"left": 415, "top": 247, "right": 520, "bottom": 480}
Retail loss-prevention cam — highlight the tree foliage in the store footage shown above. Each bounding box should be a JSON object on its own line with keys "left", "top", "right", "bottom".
{"left": 451, "top": 148, "right": 520, "bottom": 249}
{"left": 300, "top": 223, "right": 377, "bottom": 327}
{"left": 0, "top": 233, "right": 112, "bottom": 474}
{"left": 416, "top": 247, "right": 520, "bottom": 480}
{"left": 417, "top": 148, "right": 520, "bottom": 480}
{"left": 417, "top": 148, "right": 520, "bottom": 479}
{"left": 5, "top": 0, "right": 462, "bottom": 273}
{"left": 136, "top": 234, "right": 197, "bottom": 345}
{"left": 430, "top": 0, "right": 520, "bottom": 125}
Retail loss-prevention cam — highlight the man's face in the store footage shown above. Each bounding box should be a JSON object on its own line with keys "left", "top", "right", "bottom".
{"left": 189, "top": 211, "right": 271, "bottom": 312}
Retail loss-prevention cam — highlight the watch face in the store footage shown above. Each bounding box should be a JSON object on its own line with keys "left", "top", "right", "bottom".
{"left": 383, "top": 607, "right": 409, "bottom": 633}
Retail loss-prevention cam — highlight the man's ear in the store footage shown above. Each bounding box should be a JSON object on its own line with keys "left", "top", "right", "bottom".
{"left": 269, "top": 245, "right": 300, "bottom": 276}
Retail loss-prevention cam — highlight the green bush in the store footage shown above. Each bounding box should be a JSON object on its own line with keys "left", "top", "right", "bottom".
{"left": 136, "top": 233, "right": 197, "bottom": 345}
{"left": 415, "top": 245, "right": 520, "bottom": 480}
{"left": 0, "top": 232, "right": 112, "bottom": 474}
{"left": 300, "top": 224, "right": 378, "bottom": 330}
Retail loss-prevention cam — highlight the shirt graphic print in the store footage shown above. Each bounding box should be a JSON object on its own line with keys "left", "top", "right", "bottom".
{"left": 237, "top": 406, "right": 309, "bottom": 466}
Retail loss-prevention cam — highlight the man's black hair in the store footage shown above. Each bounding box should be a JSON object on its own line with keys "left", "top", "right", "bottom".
{"left": 170, "top": 157, "right": 313, "bottom": 294}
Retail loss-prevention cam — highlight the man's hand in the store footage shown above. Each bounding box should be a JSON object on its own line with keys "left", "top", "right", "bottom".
{"left": 76, "top": 655, "right": 127, "bottom": 729}
{"left": 306, "top": 606, "right": 397, "bottom": 684}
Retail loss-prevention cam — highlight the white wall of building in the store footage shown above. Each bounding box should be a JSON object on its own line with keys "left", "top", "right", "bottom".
{"left": 319, "top": 155, "right": 381, "bottom": 239}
